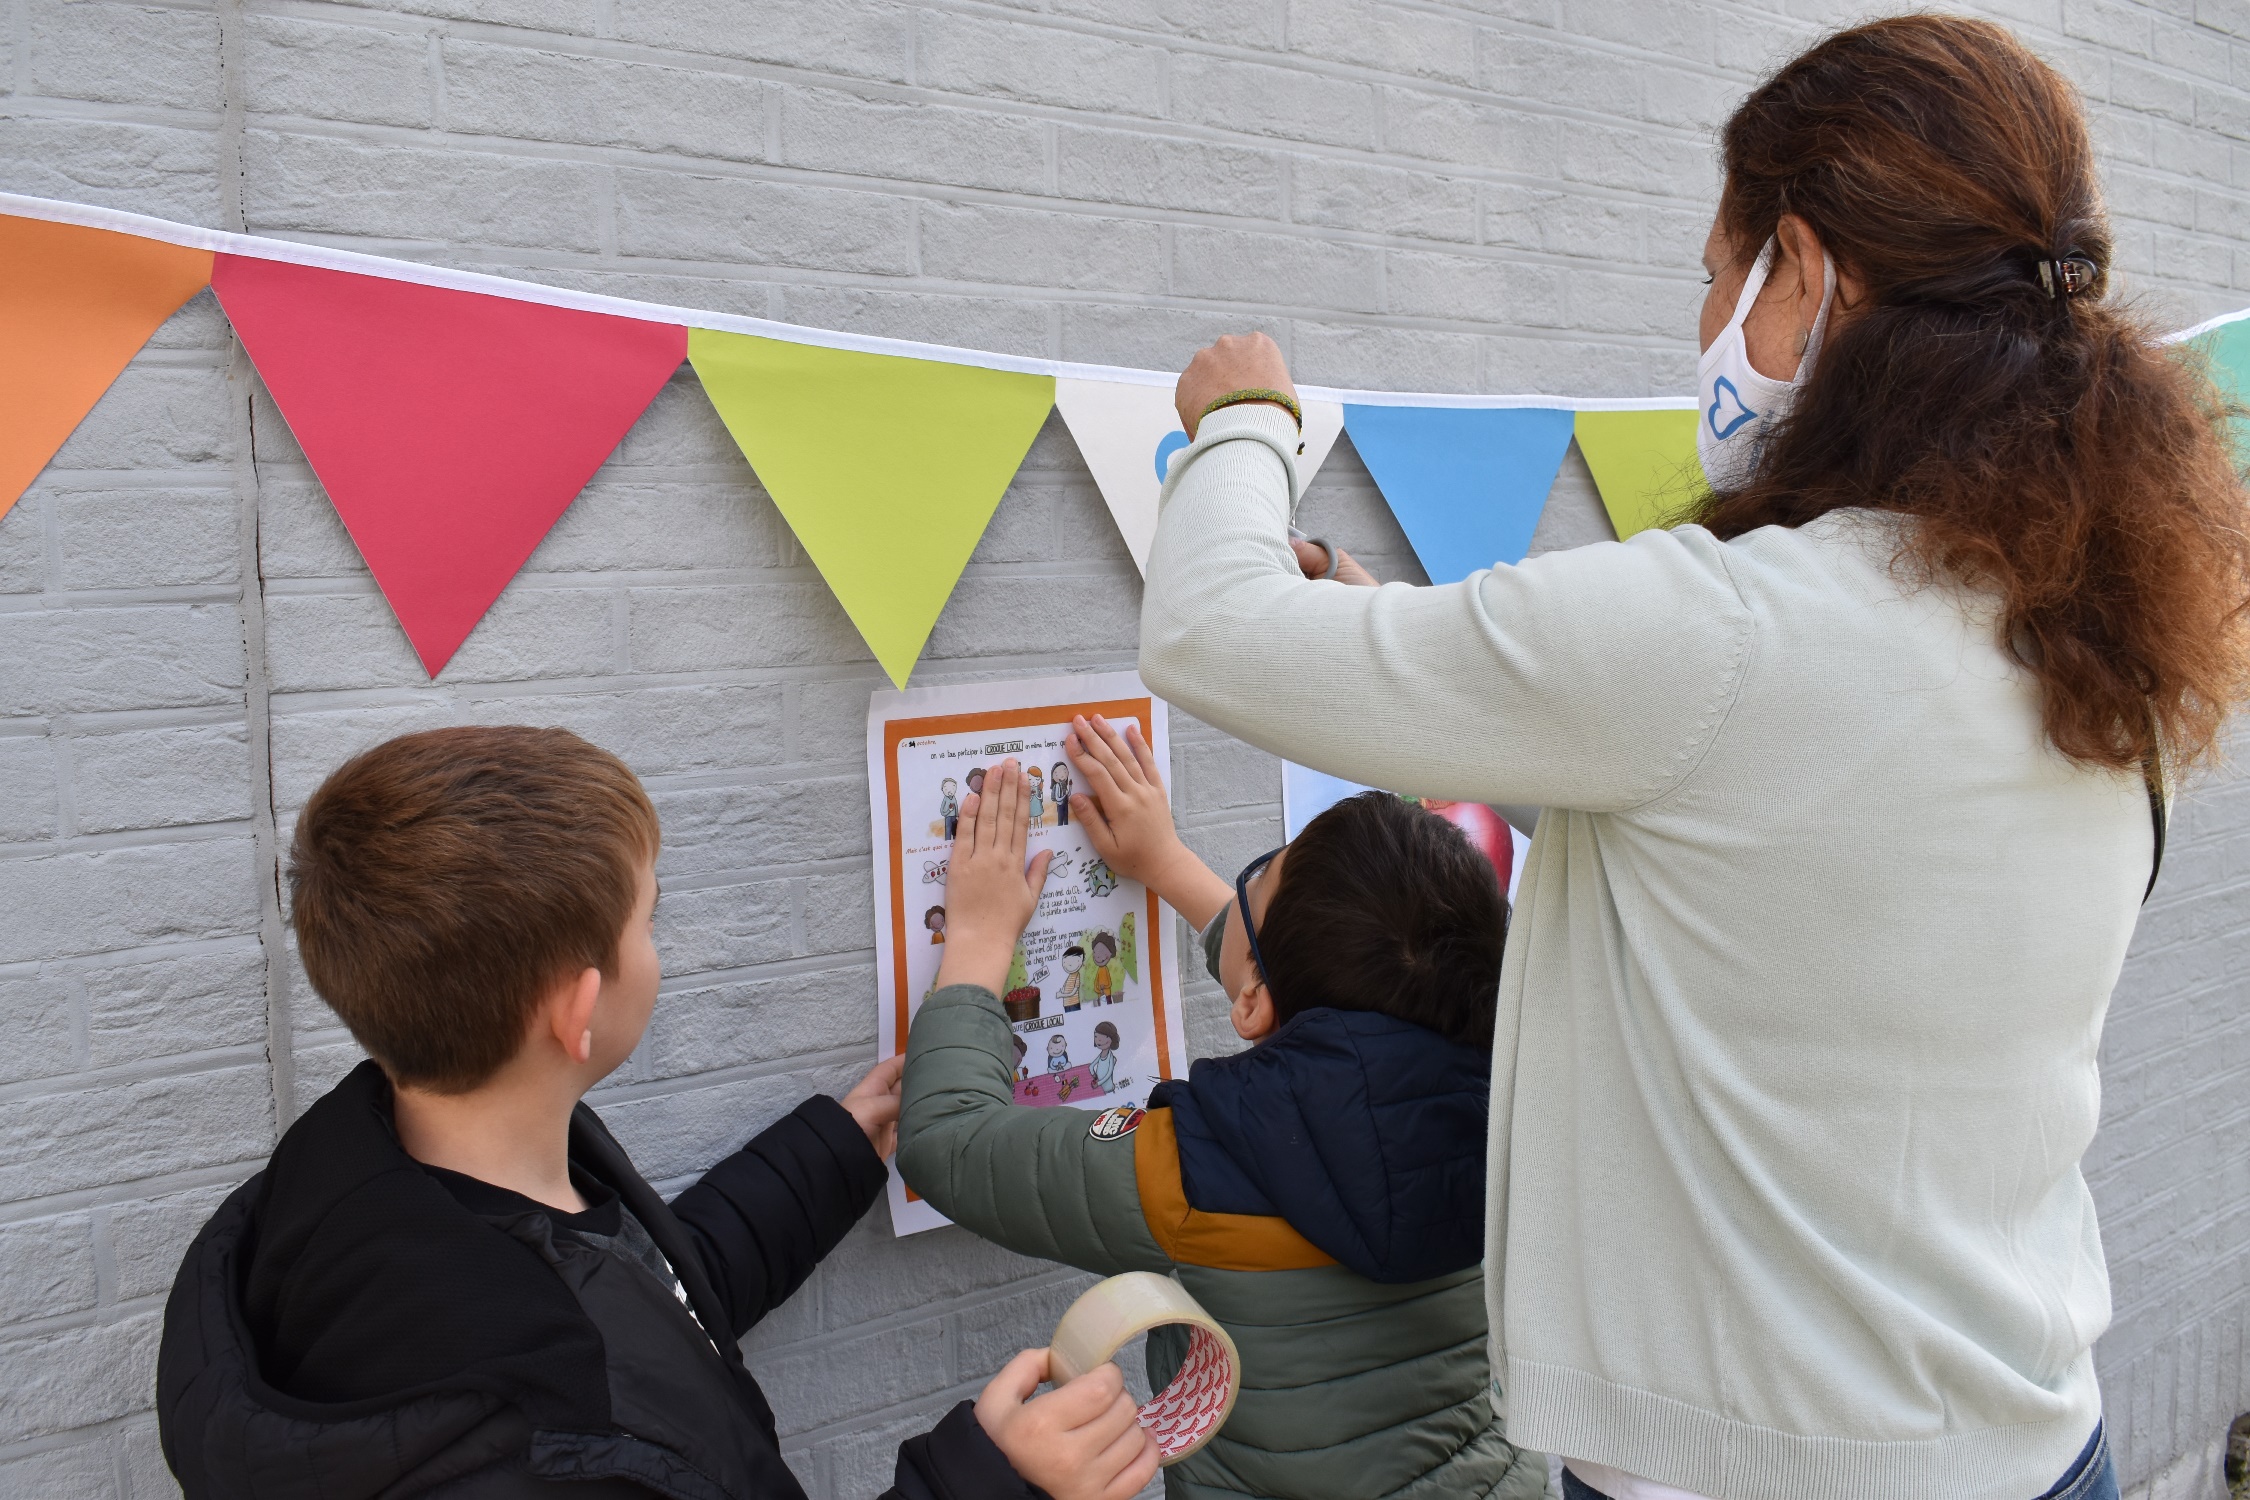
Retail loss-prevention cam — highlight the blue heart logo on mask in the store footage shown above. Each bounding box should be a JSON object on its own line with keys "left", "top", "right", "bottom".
{"left": 1707, "top": 377, "right": 1758, "bottom": 440}
{"left": 1154, "top": 430, "right": 1190, "bottom": 481}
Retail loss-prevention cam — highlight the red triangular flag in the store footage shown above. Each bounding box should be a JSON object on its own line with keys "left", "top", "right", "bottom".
{"left": 211, "top": 255, "right": 685, "bottom": 674}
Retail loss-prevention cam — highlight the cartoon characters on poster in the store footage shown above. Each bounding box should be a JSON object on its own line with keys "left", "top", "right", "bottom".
{"left": 1058, "top": 945, "right": 1085, "bottom": 1011}
{"left": 1089, "top": 932, "right": 1117, "bottom": 1005}
{"left": 1091, "top": 1022, "right": 1119, "bottom": 1094}
{"left": 1011, "top": 1013, "right": 1133, "bottom": 1106}
{"left": 938, "top": 761, "right": 1091, "bottom": 835}
{"left": 1000, "top": 908, "right": 1146, "bottom": 1105}
{"left": 924, "top": 906, "right": 945, "bottom": 944}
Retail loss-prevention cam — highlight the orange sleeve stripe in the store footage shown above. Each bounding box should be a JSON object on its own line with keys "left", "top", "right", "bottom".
{"left": 1133, "top": 1108, "right": 1337, "bottom": 1272}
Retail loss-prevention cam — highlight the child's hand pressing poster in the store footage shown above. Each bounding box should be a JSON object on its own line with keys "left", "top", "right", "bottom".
{"left": 867, "top": 671, "right": 1186, "bottom": 1235}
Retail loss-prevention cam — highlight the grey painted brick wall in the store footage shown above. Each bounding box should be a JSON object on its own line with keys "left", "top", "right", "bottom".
{"left": 2, "top": 1, "right": 2246, "bottom": 1496}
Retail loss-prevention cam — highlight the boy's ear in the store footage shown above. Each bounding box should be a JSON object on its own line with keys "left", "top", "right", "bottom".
{"left": 1231, "top": 979, "right": 1278, "bottom": 1043}
{"left": 547, "top": 967, "right": 603, "bottom": 1065}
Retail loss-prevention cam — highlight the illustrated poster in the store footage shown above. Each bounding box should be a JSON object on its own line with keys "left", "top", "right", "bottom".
{"left": 869, "top": 670, "right": 1185, "bottom": 1235}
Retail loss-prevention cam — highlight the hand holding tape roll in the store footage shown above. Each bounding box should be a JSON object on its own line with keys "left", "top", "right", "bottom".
{"left": 1049, "top": 1272, "right": 1241, "bottom": 1465}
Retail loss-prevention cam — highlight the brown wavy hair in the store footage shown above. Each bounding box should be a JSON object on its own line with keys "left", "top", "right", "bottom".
{"left": 1696, "top": 15, "right": 2250, "bottom": 770}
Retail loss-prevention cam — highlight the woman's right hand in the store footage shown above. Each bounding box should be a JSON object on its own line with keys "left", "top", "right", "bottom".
{"left": 973, "top": 1349, "right": 1161, "bottom": 1500}
{"left": 1175, "top": 331, "right": 1297, "bottom": 438}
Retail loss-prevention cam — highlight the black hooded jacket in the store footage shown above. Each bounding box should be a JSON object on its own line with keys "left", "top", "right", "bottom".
{"left": 157, "top": 1061, "right": 1039, "bottom": 1500}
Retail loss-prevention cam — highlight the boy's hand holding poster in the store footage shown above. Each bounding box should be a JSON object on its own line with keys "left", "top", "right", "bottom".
{"left": 868, "top": 670, "right": 1185, "bottom": 1235}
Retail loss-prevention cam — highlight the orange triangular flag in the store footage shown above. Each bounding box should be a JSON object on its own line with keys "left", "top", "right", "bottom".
{"left": 0, "top": 216, "right": 213, "bottom": 520}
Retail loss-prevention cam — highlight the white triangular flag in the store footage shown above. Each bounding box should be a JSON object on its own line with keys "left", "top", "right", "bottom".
{"left": 1056, "top": 377, "right": 1344, "bottom": 574}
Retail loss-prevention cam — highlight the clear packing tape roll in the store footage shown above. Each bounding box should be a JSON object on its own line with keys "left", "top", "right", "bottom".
{"left": 1049, "top": 1272, "right": 1242, "bottom": 1466}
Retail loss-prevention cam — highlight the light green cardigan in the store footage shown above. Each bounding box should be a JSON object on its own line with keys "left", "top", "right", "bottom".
{"left": 1139, "top": 404, "right": 2147, "bottom": 1500}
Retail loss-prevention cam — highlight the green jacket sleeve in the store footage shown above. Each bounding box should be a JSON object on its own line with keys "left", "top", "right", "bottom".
{"left": 897, "top": 985, "right": 1172, "bottom": 1276}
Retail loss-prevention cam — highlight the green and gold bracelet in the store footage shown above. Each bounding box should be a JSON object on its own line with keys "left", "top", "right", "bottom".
{"left": 1199, "top": 387, "right": 1302, "bottom": 431}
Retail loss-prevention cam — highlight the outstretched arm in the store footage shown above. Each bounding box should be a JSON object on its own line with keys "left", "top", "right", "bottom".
{"left": 666, "top": 1091, "right": 888, "bottom": 1338}
{"left": 901, "top": 760, "right": 1174, "bottom": 1274}
{"left": 1141, "top": 338, "right": 1756, "bottom": 814}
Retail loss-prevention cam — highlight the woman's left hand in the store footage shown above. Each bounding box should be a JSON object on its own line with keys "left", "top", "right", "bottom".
{"left": 1290, "top": 537, "right": 1379, "bottom": 587}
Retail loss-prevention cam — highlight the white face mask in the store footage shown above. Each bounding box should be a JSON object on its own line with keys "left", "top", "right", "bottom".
{"left": 1695, "top": 236, "right": 1837, "bottom": 491}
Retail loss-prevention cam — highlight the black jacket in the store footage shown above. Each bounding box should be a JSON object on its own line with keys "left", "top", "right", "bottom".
{"left": 158, "top": 1061, "right": 1038, "bottom": 1500}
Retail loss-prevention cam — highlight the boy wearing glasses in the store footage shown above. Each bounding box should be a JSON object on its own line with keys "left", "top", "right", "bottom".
{"left": 896, "top": 718, "right": 1549, "bottom": 1500}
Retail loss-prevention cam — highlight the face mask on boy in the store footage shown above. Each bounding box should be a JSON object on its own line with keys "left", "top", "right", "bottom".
{"left": 1696, "top": 235, "right": 1837, "bottom": 491}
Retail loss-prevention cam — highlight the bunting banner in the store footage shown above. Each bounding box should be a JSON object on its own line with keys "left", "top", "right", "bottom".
{"left": 1573, "top": 408, "right": 1704, "bottom": 541}
{"left": 688, "top": 329, "right": 1055, "bottom": 687}
{"left": 212, "top": 255, "right": 686, "bottom": 676}
{"left": 1054, "top": 377, "right": 1345, "bottom": 574}
{"left": 6, "top": 192, "right": 2244, "bottom": 689}
{"left": 0, "top": 215, "right": 211, "bottom": 521}
{"left": 1342, "top": 404, "right": 1576, "bottom": 584}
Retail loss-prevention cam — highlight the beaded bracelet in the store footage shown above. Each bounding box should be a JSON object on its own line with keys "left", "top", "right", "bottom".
{"left": 1200, "top": 387, "right": 1303, "bottom": 431}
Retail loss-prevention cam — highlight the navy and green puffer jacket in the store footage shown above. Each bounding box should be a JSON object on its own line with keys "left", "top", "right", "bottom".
{"left": 897, "top": 922, "right": 1547, "bottom": 1500}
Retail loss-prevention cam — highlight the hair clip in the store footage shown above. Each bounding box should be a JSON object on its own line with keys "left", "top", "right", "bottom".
{"left": 2037, "top": 256, "right": 2098, "bottom": 299}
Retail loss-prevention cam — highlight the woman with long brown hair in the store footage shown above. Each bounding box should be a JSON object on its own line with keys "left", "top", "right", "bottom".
{"left": 1133, "top": 16, "right": 2250, "bottom": 1500}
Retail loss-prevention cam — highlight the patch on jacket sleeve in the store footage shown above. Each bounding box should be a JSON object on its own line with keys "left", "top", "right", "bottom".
{"left": 1088, "top": 1105, "right": 1144, "bottom": 1140}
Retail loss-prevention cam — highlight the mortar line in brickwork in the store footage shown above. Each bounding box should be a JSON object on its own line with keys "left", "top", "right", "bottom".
{"left": 281, "top": 0, "right": 1754, "bottom": 123}
{"left": 0, "top": 1288, "right": 171, "bottom": 1346}
{"left": 0, "top": 585, "right": 244, "bottom": 615}
{"left": 653, "top": 951, "right": 878, "bottom": 996}
{"left": 0, "top": 1161, "right": 264, "bottom": 1230}
{"left": 0, "top": 819, "right": 256, "bottom": 862}
{"left": 585, "top": 1042, "right": 880, "bottom": 1106}
{"left": 651, "top": 863, "right": 867, "bottom": 895}
{"left": 227, "top": 101, "right": 1720, "bottom": 210}
{"left": 0, "top": 1414, "right": 165, "bottom": 1472}
{"left": 0, "top": 1045, "right": 273, "bottom": 1111}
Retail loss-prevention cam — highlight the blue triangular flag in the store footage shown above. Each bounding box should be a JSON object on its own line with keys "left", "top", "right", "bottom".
{"left": 1342, "top": 405, "right": 1577, "bottom": 582}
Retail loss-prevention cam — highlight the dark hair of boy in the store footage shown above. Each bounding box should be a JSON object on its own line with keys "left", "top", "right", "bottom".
{"left": 1064, "top": 944, "right": 1084, "bottom": 957}
{"left": 1255, "top": 791, "right": 1506, "bottom": 1053}
{"left": 288, "top": 725, "right": 660, "bottom": 1093}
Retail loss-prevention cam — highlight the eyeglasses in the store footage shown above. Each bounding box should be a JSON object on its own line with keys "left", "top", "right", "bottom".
{"left": 1235, "top": 846, "right": 1283, "bottom": 990}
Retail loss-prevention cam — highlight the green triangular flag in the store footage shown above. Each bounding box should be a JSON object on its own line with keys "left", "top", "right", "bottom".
{"left": 1574, "top": 408, "right": 1704, "bottom": 540}
{"left": 688, "top": 329, "right": 1055, "bottom": 686}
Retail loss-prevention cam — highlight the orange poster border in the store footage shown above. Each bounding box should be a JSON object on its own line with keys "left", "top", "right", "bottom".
{"left": 882, "top": 696, "right": 1172, "bottom": 1081}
